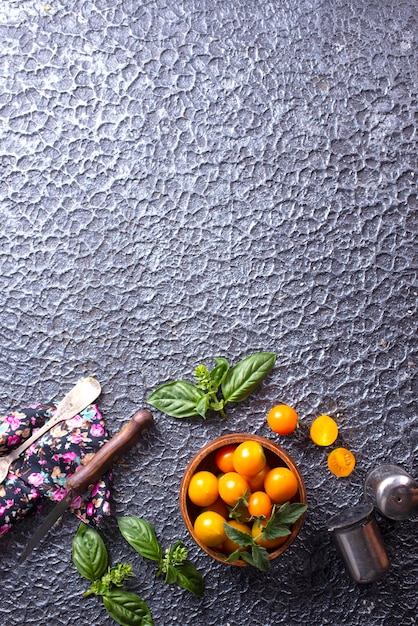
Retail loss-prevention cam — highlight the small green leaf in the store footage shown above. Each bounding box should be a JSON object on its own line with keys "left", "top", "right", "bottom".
{"left": 164, "top": 563, "right": 179, "bottom": 585}
{"left": 221, "top": 352, "right": 276, "bottom": 403}
{"left": 195, "top": 394, "right": 209, "bottom": 418}
{"left": 210, "top": 358, "right": 229, "bottom": 388}
{"left": 223, "top": 522, "right": 253, "bottom": 547}
{"left": 166, "top": 540, "right": 188, "bottom": 566}
{"left": 208, "top": 397, "right": 225, "bottom": 412}
{"left": 240, "top": 551, "right": 257, "bottom": 567}
{"left": 264, "top": 525, "right": 292, "bottom": 539}
{"left": 263, "top": 502, "right": 307, "bottom": 539}
{"left": 228, "top": 493, "right": 251, "bottom": 522}
{"left": 194, "top": 365, "right": 212, "bottom": 390}
{"left": 103, "top": 589, "right": 154, "bottom": 626}
{"left": 171, "top": 562, "right": 205, "bottom": 598}
{"left": 118, "top": 517, "right": 162, "bottom": 562}
{"left": 249, "top": 545, "right": 271, "bottom": 572}
{"left": 225, "top": 548, "right": 245, "bottom": 563}
{"left": 72, "top": 523, "right": 108, "bottom": 581}
{"left": 277, "top": 502, "right": 308, "bottom": 525}
{"left": 147, "top": 381, "right": 206, "bottom": 418}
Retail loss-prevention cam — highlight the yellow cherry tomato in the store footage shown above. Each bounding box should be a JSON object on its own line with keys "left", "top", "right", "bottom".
{"left": 188, "top": 470, "right": 219, "bottom": 507}
{"left": 202, "top": 497, "right": 229, "bottom": 519}
{"left": 245, "top": 464, "right": 271, "bottom": 491}
{"left": 267, "top": 404, "right": 299, "bottom": 435}
{"left": 215, "top": 444, "right": 237, "bottom": 473}
{"left": 193, "top": 511, "right": 227, "bottom": 547}
{"left": 264, "top": 467, "right": 299, "bottom": 504}
{"left": 218, "top": 472, "right": 250, "bottom": 506}
{"left": 310, "top": 414, "right": 339, "bottom": 446}
{"left": 328, "top": 447, "right": 356, "bottom": 477}
{"left": 232, "top": 440, "right": 266, "bottom": 477}
{"left": 248, "top": 491, "right": 272, "bottom": 519}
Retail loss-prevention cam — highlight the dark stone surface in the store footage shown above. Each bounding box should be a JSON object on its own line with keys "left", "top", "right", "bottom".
{"left": 0, "top": 0, "right": 416, "bottom": 624}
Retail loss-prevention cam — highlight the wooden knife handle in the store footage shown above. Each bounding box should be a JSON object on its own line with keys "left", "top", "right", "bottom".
{"left": 67, "top": 409, "right": 154, "bottom": 495}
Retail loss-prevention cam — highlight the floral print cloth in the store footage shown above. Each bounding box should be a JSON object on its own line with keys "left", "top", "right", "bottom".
{"left": 0, "top": 403, "right": 112, "bottom": 538}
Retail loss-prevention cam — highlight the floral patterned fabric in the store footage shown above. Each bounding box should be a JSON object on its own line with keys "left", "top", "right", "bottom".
{"left": 0, "top": 403, "right": 112, "bottom": 538}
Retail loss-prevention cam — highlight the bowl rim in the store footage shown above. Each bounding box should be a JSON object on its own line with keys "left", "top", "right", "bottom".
{"left": 180, "top": 433, "right": 307, "bottom": 566}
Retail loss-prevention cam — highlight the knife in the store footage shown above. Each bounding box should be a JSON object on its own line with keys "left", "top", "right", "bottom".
{"left": 19, "top": 408, "right": 154, "bottom": 563}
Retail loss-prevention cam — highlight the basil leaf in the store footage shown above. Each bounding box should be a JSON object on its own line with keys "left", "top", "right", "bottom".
{"left": 172, "top": 562, "right": 205, "bottom": 598}
{"left": 72, "top": 523, "right": 108, "bottom": 581}
{"left": 221, "top": 352, "right": 276, "bottom": 403}
{"left": 210, "top": 358, "right": 229, "bottom": 388}
{"left": 223, "top": 522, "right": 253, "bottom": 547}
{"left": 195, "top": 394, "right": 209, "bottom": 418}
{"left": 147, "top": 381, "right": 205, "bottom": 418}
{"left": 118, "top": 517, "right": 162, "bottom": 562}
{"left": 164, "top": 563, "right": 179, "bottom": 585}
{"left": 103, "top": 589, "right": 153, "bottom": 626}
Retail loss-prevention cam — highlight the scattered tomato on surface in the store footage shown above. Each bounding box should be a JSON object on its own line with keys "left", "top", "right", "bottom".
{"left": 327, "top": 447, "right": 356, "bottom": 477}
{"left": 267, "top": 404, "right": 299, "bottom": 435}
{"left": 310, "top": 414, "right": 339, "bottom": 446}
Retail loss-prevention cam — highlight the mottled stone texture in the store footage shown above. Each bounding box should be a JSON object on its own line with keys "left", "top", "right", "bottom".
{"left": 0, "top": 0, "right": 417, "bottom": 624}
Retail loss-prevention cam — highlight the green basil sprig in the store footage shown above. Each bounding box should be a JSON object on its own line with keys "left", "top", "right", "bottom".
{"left": 224, "top": 502, "right": 307, "bottom": 572}
{"left": 118, "top": 516, "right": 204, "bottom": 598}
{"left": 72, "top": 523, "right": 153, "bottom": 626}
{"left": 147, "top": 352, "right": 276, "bottom": 419}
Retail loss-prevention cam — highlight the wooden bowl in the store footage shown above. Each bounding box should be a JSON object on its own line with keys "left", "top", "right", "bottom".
{"left": 180, "top": 433, "right": 307, "bottom": 566}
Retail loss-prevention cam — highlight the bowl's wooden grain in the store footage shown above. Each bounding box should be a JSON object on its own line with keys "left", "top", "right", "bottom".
{"left": 180, "top": 433, "right": 307, "bottom": 566}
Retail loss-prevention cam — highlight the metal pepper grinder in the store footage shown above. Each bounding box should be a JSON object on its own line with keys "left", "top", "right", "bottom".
{"left": 364, "top": 464, "right": 418, "bottom": 521}
{"left": 327, "top": 503, "right": 391, "bottom": 583}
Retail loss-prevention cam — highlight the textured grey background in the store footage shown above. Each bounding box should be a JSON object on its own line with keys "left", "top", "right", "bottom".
{"left": 0, "top": 0, "right": 417, "bottom": 624}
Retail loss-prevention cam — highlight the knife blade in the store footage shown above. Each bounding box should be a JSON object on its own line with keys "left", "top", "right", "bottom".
{"left": 19, "top": 408, "right": 154, "bottom": 563}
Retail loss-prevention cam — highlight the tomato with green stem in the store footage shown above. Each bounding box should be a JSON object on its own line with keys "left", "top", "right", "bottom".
{"left": 218, "top": 472, "right": 250, "bottom": 506}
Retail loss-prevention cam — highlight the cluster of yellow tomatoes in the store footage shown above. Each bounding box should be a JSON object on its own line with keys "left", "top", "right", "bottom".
{"left": 266, "top": 404, "right": 356, "bottom": 477}
{"left": 189, "top": 440, "right": 299, "bottom": 553}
